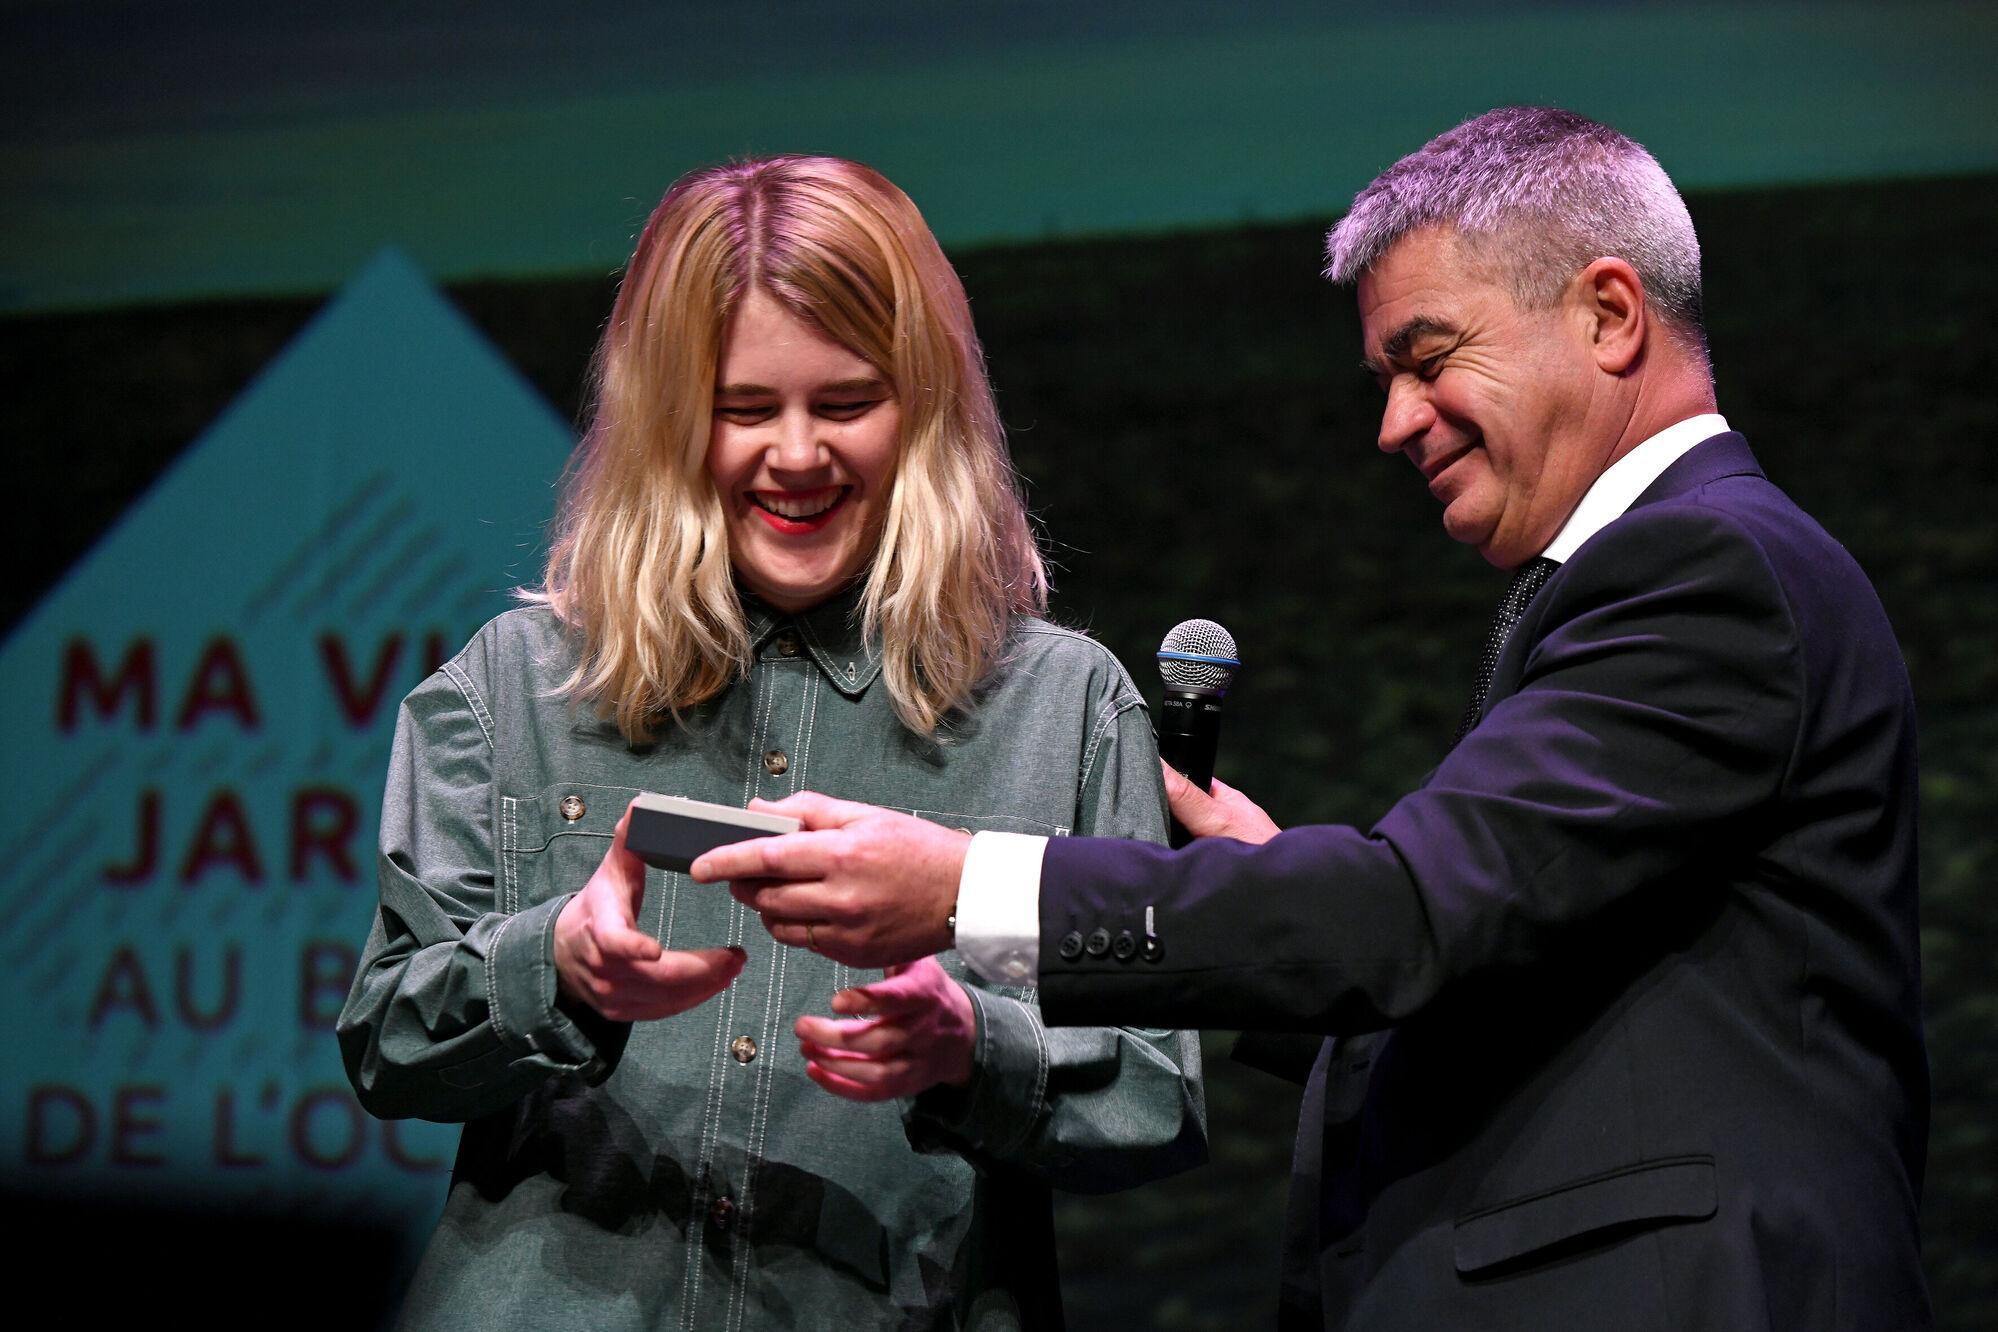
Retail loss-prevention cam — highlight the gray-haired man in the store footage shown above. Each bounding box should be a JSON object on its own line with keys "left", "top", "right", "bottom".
{"left": 699, "top": 108, "right": 1931, "bottom": 1329}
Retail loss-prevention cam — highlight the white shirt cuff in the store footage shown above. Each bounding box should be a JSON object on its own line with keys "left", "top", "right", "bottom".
{"left": 954, "top": 831, "right": 1047, "bottom": 986}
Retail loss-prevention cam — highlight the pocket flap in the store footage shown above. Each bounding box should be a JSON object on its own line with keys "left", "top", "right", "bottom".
{"left": 505, "top": 782, "right": 639, "bottom": 854}
{"left": 1453, "top": 1156, "right": 1716, "bottom": 1276}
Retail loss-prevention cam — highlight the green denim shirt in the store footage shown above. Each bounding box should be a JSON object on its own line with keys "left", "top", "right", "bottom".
{"left": 337, "top": 598, "right": 1205, "bottom": 1330}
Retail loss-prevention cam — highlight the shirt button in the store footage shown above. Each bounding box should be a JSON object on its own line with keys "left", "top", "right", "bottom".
{"left": 1002, "top": 955, "right": 1031, "bottom": 981}
{"left": 1057, "top": 931, "right": 1085, "bottom": 961}
{"left": 764, "top": 749, "right": 789, "bottom": 776}
{"left": 558, "top": 794, "right": 585, "bottom": 822}
{"left": 709, "top": 1195, "right": 735, "bottom": 1229}
{"left": 730, "top": 1035, "right": 758, "bottom": 1064}
{"left": 1112, "top": 929, "right": 1138, "bottom": 961}
{"left": 1085, "top": 928, "right": 1111, "bottom": 958}
{"left": 775, "top": 633, "right": 801, "bottom": 658}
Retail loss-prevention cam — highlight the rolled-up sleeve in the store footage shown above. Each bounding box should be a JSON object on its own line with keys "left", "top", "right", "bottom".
{"left": 337, "top": 645, "right": 627, "bottom": 1123}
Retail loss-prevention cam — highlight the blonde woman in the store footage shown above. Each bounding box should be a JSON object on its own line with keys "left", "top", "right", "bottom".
{"left": 339, "top": 156, "right": 1204, "bottom": 1330}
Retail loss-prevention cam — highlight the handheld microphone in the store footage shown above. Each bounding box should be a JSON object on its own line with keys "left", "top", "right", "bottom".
{"left": 1156, "top": 619, "right": 1241, "bottom": 848}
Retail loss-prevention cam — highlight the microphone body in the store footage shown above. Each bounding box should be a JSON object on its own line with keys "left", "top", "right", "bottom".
{"left": 1155, "top": 619, "right": 1241, "bottom": 848}
{"left": 1157, "top": 691, "right": 1223, "bottom": 795}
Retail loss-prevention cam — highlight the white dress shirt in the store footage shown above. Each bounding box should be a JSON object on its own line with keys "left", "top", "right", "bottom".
{"left": 952, "top": 414, "right": 1731, "bottom": 986}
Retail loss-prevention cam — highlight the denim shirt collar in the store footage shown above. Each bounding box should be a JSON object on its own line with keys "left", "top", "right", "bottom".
{"left": 742, "top": 583, "right": 884, "bottom": 699}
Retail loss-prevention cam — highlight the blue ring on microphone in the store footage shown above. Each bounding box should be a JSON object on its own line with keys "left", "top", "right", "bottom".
{"left": 1157, "top": 650, "right": 1241, "bottom": 668}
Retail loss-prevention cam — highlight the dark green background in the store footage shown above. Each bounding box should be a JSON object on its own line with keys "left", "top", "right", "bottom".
{"left": 6, "top": 173, "right": 1992, "bottom": 1328}
{"left": 8, "top": 1, "right": 1996, "bottom": 314}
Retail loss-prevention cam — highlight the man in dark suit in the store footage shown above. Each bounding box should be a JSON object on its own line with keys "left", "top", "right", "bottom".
{"left": 692, "top": 107, "right": 1931, "bottom": 1328}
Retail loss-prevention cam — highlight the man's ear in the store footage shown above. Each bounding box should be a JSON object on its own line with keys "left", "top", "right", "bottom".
{"left": 1574, "top": 257, "right": 1646, "bottom": 374}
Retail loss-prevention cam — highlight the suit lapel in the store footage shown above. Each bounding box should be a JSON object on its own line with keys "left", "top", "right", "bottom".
{"left": 1471, "top": 433, "right": 1761, "bottom": 731}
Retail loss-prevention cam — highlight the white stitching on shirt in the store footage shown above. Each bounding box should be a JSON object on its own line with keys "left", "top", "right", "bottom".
{"left": 663, "top": 870, "right": 680, "bottom": 948}
{"left": 502, "top": 796, "right": 517, "bottom": 915}
{"left": 1077, "top": 695, "right": 1145, "bottom": 802}
{"left": 697, "top": 658, "right": 780, "bottom": 1328}
{"left": 484, "top": 912, "right": 514, "bottom": 1045}
{"left": 723, "top": 652, "right": 815, "bottom": 1327}
{"left": 681, "top": 950, "right": 737, "bottom": 1331}
{"left": 744, "top": 664, "right": 773, "bottom": 807}
{"left": 728, "top": 920, "right": 790, "bottom": 1332}
{"left": 442, "top": 659, "right": 495, "bottom": 750}
{"left": 794, "top": 667, "right": 816, "bottom": 791}
{"left": 1031, "top": 992, "right": 1051, "bottom": 1121}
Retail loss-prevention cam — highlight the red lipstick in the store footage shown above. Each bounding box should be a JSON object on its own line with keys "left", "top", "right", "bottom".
{"left": 750, "top": 486, "right": 847, "bottom": 534}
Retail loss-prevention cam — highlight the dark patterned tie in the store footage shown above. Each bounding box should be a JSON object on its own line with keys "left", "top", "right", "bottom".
{"left": 1455, "top": 555, "right": 1559, "bottom": 743}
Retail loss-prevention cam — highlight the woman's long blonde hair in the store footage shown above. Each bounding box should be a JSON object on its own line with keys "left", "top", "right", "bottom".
{"left": 532, "top": 155, "right": 1048, "bottom": 741}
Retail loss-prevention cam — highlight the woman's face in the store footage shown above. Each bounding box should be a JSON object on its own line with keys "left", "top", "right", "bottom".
{"left": 707, "top": 288, "right": 901, "bottom": 614}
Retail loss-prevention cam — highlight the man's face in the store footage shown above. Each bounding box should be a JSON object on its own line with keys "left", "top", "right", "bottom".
{"left": 1357, "top": 227, "right": 1602, "bottom": 570}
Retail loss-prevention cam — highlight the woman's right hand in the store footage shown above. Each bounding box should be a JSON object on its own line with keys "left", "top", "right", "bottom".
{"left": 554, "top": 804, "right": 747, "bottom": 1021}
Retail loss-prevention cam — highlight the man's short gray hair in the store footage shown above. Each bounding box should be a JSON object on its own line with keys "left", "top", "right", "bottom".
{"left": 1326, "top": 107, "right": 1705, "bottom": 343}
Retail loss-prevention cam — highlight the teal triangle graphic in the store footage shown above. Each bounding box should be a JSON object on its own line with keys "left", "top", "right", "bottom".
{"left": 0, "top": 248, "right": 573, "bottom": 1231}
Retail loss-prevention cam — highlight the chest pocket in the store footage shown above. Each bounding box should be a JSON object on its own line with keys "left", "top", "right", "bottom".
{"left": 497, "top": 781, "right": 641, "bottom": 913}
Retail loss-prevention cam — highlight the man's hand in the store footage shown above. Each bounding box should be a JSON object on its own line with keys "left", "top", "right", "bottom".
{"left": 1163, "top": 760, "right": 1282, "bottom": 844}
{"left": 793, "top": 957, "right": 976, "bottom": 1102}
{"left": 554, "top": 804, "right": 747, "bottom": 1022}
{"left": 688, "top": 792, "right": 966, "bottom": 969}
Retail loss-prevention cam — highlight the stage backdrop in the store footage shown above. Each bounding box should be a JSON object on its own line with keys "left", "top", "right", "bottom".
{"left": 6, "top": 3, "right": 1995, "bottom": 1327}
{"left": 0, "top": 250, "right": 570, "bottom": 1282}
{"left": 4, "top": 177, "right": 1993, "bottom": 1330}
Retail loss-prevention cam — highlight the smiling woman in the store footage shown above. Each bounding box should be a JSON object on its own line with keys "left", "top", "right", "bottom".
{"left": 707, "top": 288, "right": 902, "bottom": 613}
{"left": 538, "top": 155, "right": 1049, "bottom": 741}
{"left": 335, "top": 154, "right": 1205, "bottom": 1331}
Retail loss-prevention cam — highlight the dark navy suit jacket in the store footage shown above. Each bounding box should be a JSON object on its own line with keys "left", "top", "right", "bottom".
{"left": 1038, "top": 436, "right": 1931, "bottom": 1329}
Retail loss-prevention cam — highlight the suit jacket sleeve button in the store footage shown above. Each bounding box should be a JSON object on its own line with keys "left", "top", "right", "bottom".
{"left": 1141, "top": 937, "right": 1164, "bottom": 963}
{"left": 1112, "top": 929, "right": 1138, "bottom": 961}
{"left": 1057, "top": 931, "right": 1085, "bottom": 961}
{"left": 1085, "top": 928, "right": 1112, "bottom": 958}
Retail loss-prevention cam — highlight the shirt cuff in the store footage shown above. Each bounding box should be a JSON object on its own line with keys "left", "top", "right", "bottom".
{"left": 954, "top": 831, "right": 1047, "bottom": 986}
{"left": 491, "top": 891, "right": 626, "bottom": 1082}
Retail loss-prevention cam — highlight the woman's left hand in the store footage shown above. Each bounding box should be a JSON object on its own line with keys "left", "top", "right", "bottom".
{"left": 794, "top": 957, "right": 976, "bottom": 1102}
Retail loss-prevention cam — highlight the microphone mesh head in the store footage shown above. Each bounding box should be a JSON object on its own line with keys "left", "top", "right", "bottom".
{"left": 1157, "top": 619, "right": 1240, "bottom": 695}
